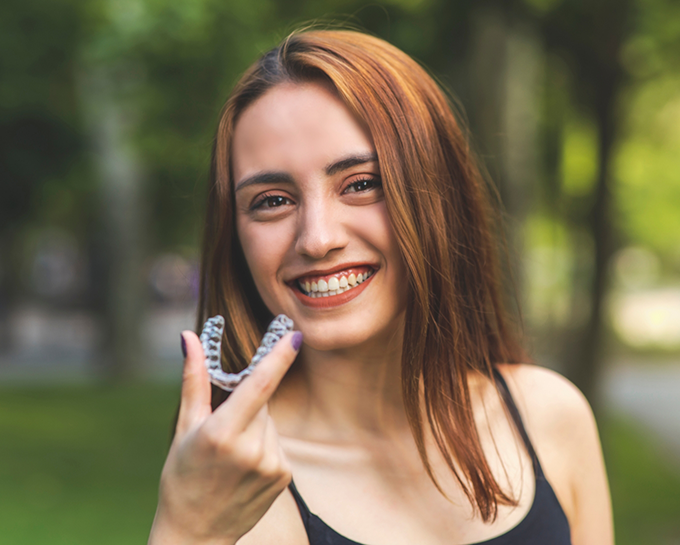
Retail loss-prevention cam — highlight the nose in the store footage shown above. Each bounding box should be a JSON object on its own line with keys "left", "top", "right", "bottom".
{"left": 294, "top": 199, "right": 348, "bottom": 259}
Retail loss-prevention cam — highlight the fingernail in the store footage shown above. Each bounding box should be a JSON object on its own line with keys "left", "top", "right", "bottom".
{"left": 291, "top": 331, "right": 303, "bottom": 351}
{"left": 180, "top": 333, "right": 187, "bottom": 358}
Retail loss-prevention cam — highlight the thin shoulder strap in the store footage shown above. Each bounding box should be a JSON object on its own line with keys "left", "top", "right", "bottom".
{"left": 492, "top": 367, "right": 544, "bottom": 479}
{"left": 288, "top": 479, "right": 312, "bottom": 526}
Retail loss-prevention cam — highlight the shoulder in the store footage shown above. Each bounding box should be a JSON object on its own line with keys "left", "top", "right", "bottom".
{"left": 495, "top": 363, "right": 594, "bottom": 436}
{"left": 494, "top": 363, "right": 598, "bottom": 476}
{"left": 494, "top": 364, "right": 614, "bottom": 545}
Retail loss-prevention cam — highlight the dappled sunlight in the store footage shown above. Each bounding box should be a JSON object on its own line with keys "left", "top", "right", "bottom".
{"left": 610, "top": 288, "right": 680, "bottom": 349}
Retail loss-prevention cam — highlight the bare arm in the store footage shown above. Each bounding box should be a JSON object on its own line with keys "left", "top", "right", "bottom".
{"left": 500, "top": 365, "right": 614, "bottom": 545}
{"left": 555, "top": 379, "right": 614, "bottom": 545}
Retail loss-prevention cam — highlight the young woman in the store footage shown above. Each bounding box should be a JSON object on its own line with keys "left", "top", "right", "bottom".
{"left": 148, "top": 30, "right": 613, "bottom": 545}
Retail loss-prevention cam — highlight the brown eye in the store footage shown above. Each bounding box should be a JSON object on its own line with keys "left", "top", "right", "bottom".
{"left": 264, "top": 196, "right": 288, "bottom": 207}
{"left": 344, "top": 177, "right": 381, "bottom": 194}
{"left": 251, "top": 194, "right": 294, "bottom": 211}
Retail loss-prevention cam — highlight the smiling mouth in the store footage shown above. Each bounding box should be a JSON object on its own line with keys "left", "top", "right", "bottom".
{"left": 294, "top": 266, "right": 375, "bottom": 299}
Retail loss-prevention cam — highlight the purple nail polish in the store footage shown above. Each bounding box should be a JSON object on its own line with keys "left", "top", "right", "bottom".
{"left": 180, "top": 334, "right": 187, "bottom": 358}
{"left": 291, "top": 331, "right": 303, "bottom": 351}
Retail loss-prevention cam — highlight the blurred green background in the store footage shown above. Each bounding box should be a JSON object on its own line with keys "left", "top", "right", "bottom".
{"left": 1, "top": 0, "right": 679, "bottom": 543}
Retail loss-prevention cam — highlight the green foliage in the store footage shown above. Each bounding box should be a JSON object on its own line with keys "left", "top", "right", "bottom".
{"left": 614, "top": 74, "right": 680, "bottom": 257}
{"left": 0, "top": 0, "right": 87, "bottom": 232}
{"left": 524, "top": 215, "right": 575, "bottom": 327}
{"left": 561, "top": 117, "right": 598, "bottom": 198}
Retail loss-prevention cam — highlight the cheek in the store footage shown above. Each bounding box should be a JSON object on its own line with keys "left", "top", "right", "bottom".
{"left": 356, "top": 204, "right": 404, "bottom": 269}
{"left": 350, "top": 204, "right": 408, "bottom": 306}
{"left": 237, "top": 218, "right": 292, "bottom": 297}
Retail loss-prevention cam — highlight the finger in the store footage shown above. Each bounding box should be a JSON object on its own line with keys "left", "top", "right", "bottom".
{"left": 214, "top": 330, "right": 302, "bottom": 431}
{"left": 236, "top": 405, "right": 270, "bottom": 446}
{"left": 176, "top": 331, "right": 212, "bottom": 436}
{"left": 256, "top": 414, "right": 291, "bottom": 485}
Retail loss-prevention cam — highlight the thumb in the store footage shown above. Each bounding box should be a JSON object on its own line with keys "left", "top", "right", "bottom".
{"left": 175, "top": 331, "right": 212, "bottom": 437}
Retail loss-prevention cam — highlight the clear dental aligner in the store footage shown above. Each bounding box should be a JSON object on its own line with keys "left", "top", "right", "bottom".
{"left": 200, "top": 314, "right": 294, "bottom": 391}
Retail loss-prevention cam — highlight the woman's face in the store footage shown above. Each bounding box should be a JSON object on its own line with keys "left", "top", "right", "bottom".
{"left": 232, "top": 81, "right": 407, "bottom": 351}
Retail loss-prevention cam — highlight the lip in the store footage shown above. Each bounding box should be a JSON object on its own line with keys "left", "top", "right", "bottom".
{"left": 286, "top": 262, "right": 380, "bottom": 282}
{"left": 288, "top": 263, "right": 378, "bottom": 309}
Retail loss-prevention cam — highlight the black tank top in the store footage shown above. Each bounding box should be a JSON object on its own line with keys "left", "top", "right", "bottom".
{"left": 288, "top": 368, "right": 572, "bottom": 544}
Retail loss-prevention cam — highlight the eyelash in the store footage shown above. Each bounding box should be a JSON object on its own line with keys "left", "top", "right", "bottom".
{"left": 250, "top": 193, "right": 293, "bottom": 211}
{"left": 343, "top": 176, "right": 382, "bottom": 194}
{"left": 249, "top": 176, "right": 382, "bottom": 211}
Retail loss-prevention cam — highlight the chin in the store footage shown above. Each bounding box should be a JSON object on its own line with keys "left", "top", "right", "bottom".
{"left": 294, "top": 309, "right": 405, "bottom": 353}
{"left": 299, "top": 330, "right": 368, "bottom": 352}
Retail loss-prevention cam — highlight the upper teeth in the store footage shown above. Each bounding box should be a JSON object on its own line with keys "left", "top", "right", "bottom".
{"left": 299, "top": 270, "right": 373, "bottom": 298}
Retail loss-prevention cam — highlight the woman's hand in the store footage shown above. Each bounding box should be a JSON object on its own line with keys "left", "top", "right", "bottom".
{"left": 148, "top": 329, "right": 302, "bottom": 545}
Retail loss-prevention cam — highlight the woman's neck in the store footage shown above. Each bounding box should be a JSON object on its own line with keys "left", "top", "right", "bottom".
{"left": 271, "top": 323, "right": 409, "bottom": 442}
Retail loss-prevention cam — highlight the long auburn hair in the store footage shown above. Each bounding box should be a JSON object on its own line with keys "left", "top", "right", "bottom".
{"left": 198, "top": 29, "right": 527, "bottom": 522}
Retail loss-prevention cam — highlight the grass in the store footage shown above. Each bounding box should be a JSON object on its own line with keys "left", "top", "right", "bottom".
{"left": 0, "top": 383, "right": 679, "bottom": 544}
{"left": 0, "top": 384, "right": 179, "bottom": 545}
{"left": 602, "top": 417, "right": 680, "bottom": 545}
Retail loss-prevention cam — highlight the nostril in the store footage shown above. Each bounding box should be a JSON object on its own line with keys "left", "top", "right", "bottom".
{"left": 295, "top": 223, "right": 346, "bottom": 259}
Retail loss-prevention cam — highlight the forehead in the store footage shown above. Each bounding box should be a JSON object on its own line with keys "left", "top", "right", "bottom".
{"left": 231, "top": 81, "right": 374, "bottom": 182}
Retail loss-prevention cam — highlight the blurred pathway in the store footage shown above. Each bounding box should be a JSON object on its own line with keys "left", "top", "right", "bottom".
{"left": 0, "top": 304, "right": 195, "bottom": 382}
{"left": 603, "top": 362, "right": 680, "bottom": 458}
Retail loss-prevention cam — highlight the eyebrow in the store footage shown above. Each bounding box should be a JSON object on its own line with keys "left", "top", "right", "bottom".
{"left": 324, "top": 152, "right": 378, "bottom": 176}
{"left": 234, "top": 152, "right": 378, "bottom": 192}
{"left": 234, "top": 171, "right": 295, "bottom": 192}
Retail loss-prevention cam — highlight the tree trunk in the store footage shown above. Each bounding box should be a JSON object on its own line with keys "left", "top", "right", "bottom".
{"left": 79, "top": 67, "right": 147, "bottom": 381}
{"left": 565, "top": 75, "right": 619, "bottom": 409}
{"left": 468, "top": 6, "right": 541, "bottom": 326}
